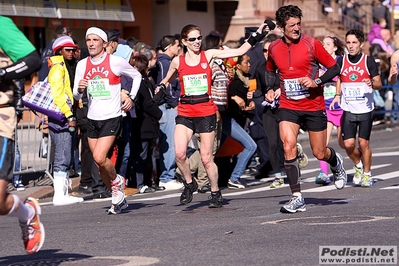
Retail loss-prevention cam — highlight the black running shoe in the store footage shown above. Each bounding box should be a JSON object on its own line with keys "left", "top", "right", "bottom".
{"left": 208, "top": 190, "right": 223, "bottom": 208}
{"left": 180, "top": 179, "right": 198, "bottom": 204}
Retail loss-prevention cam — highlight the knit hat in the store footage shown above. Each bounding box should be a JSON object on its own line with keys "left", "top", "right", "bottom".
{"left": 114, "top": 44, "right": 133, "bottom": 61}
{"left": 52, "top": 36, "right": 77, "bottom": 53}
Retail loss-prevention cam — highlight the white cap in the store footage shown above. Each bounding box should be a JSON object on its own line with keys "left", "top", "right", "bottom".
{"left": 86, "top": 27, "right": 108, "bottom": 42}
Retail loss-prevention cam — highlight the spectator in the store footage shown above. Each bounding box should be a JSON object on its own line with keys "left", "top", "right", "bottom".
{"left": 39, "top": 25, "right": 72, "bottom": 81}
{"left": 151, "top": 35, "right": 183, "bottom": 190}
{"left": 387, "top": 46, "right": 399, "bottom": 121}
{"left": 368, "top": 17, "right": 387, "bottom": 44}
{"left": 225, "top": 54, "right": 257, "bottom": 189}
{"left": 130, "top": 55, "right": 163, "bottom": 193}
{"left": 257, "top": 34, "right": 286, "bottom": 187}
{"left": 372, "top": 0, "right": 391, "bottom": 29}
{"left": 47, "top": 36, "right": 83, "bottom": 206}
{"left": 113, "top": 43, "right": 138, "bottom": 196}
{"left": 346, "top": 2, "right": 365, "bottom": 30}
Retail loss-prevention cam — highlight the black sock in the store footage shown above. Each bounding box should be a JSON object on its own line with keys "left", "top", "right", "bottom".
{"left": 325, "top": 147, "right": 338, "bottom": 167}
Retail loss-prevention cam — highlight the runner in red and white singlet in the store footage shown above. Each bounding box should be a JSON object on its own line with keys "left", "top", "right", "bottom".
{"left": 159, "top": 21, "right": 268, "bottom": 208}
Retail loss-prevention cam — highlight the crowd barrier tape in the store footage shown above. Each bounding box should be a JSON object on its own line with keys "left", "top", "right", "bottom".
{"left": 13, "top": 108, "right": 54, "bottom": 183}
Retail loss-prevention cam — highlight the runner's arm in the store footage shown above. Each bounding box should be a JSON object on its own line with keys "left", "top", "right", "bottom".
{"left": 0, "top": 51, "right": 40, "bottom": 80}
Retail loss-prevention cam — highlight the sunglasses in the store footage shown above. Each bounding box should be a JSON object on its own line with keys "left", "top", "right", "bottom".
{"left": 186, "top": 35, "right": 203, "bottom": 42}
{"left": 64, "top": 48, "right": 76, "bottom": 52}
{"left": 263, "top": 48, "right": 268, "bottom": 53}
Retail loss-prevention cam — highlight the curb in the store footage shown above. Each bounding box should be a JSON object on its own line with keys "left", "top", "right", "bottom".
{"left": 29, "top": 177, "right": 81, "bottom": 200}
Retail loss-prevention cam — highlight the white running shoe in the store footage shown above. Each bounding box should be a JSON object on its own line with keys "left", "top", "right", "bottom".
{"left": 111, "top": 175, "right": 125, "bottom": 206}
{"left": 331, "top": 153, "right": 347, "bottom": 190}
{"left": 280, "top": 195, "right": 306, "bottom": 213}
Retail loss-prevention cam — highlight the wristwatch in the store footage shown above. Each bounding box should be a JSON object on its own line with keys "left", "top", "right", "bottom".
{"left": 314, "top": 78, "right": 322, "bottom": 85}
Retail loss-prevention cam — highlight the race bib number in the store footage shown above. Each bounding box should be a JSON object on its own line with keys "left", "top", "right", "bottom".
{"left": 88, "top": 78, "right": 111, "bottom": 100}
{"left": 323, "top": 82, "right": 337, "bottom": 99}
{"left": 183, "top": 74, "right": 208, "bottom": 95}
{"left": 284, "top": 78, "right": 310, "bottom": 100}
{"left": 341, "top": 82, "right": 366, "bottom": 103}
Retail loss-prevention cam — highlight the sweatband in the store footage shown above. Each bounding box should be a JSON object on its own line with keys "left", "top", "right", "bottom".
{"left": 86, "top": 27, "right": 108, "bottom": 42}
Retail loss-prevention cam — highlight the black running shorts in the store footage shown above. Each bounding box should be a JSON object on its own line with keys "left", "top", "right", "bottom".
{"left": 175, "top": 114, "right": 217, "bottom": 133}
{"left": 87, "top": 116, "right": 122, "bottom": 139}
{"left": 341, "top": 111, "right": 374, "bottom": 141}
{"left": 278, "top": 108, "right": 327, "bottom": 132}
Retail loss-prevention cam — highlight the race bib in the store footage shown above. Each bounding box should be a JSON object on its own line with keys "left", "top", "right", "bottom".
{"left": 341, "top": 82, "right": 367, "bottom": 104}
{"left": 88, "top": 78, "right": 111, "bottom": 100}
{"left": 182, "top": 74, "right": 208, "bottom": 95}
{"left": 284, "top": 78, "right": 310, "bottom": 100}
{"left": 323, "top": 82, "right": 337, "bottom": 99}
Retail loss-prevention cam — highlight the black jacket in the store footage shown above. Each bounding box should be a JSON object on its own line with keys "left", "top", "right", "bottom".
{"left": 131, "top": 76, "right": 162, "bottom": 140}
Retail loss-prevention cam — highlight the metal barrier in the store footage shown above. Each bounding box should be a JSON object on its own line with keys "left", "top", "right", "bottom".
{"left": 375, "top": 85, "right": 399, "bottom": 116}
{"left": 13, "top": 108, "right": 53, "bottom": 183}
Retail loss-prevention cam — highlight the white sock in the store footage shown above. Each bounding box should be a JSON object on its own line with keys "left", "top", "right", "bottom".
{"left": 363, "top": 171, "right": 371, "bottom": 176}
{"left": 7, "top": 194, "right": 34, "bottom": 223}
{"left": 355, "top": 161, "right": 363, "bottom": 169}
{"left": 293, "top": 192, "right": 302, "bottom": 198}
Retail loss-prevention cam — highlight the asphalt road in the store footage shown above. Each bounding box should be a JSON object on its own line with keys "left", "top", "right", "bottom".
{"left": 1, "top": 124, "right": 399, "bottom": 266}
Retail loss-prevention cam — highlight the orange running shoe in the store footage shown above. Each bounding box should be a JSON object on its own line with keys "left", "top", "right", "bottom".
{"left": 20, "top": 197, "right": 45, "bottom": 254}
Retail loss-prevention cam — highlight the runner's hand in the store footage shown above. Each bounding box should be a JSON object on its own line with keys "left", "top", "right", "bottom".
{"left": 121, "top": 97, "right": 133, "bottom": 111}
{"left": 298, "top": 77, "right": 317, "bottom": 88}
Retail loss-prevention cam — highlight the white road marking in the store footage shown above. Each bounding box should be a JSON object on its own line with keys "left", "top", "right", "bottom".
{"left": 262, "top": 215, "right": 395, "bottom": 225}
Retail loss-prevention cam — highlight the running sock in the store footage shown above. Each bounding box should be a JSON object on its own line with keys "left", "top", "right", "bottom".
{"left": 285, "top": 158, "right": 300, "bottom": 194}
{"left": 293, "top": 192, "right": 302, "bottom": 198}
{"left": 356, "top": 161, "right": 363, "bottom": 169}
{"left": 320, "top": 160, "right": 329, "bottom": 174}
{"left": 7, "top": 194, "right": 34, "bottom": 223}
{"left": 326, "top": 147, "right": 338, "bottom": 168}
{"left": 363, "top": 171, "right": 371, "bottom": 176}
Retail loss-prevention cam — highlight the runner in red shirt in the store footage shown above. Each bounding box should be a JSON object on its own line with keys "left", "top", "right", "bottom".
{"left": 265, "top": 5, "right": 348, "bottom": 213}
{"left": 159, "top": 21, "right": 268, "bottom": 208}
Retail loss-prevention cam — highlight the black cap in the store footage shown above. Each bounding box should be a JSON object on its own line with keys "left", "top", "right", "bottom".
{"left": 107, "top": 30, "right": 120, "bottom": 42}
{"left": 209, "top": 30, "right": 224, "bottom": 38}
